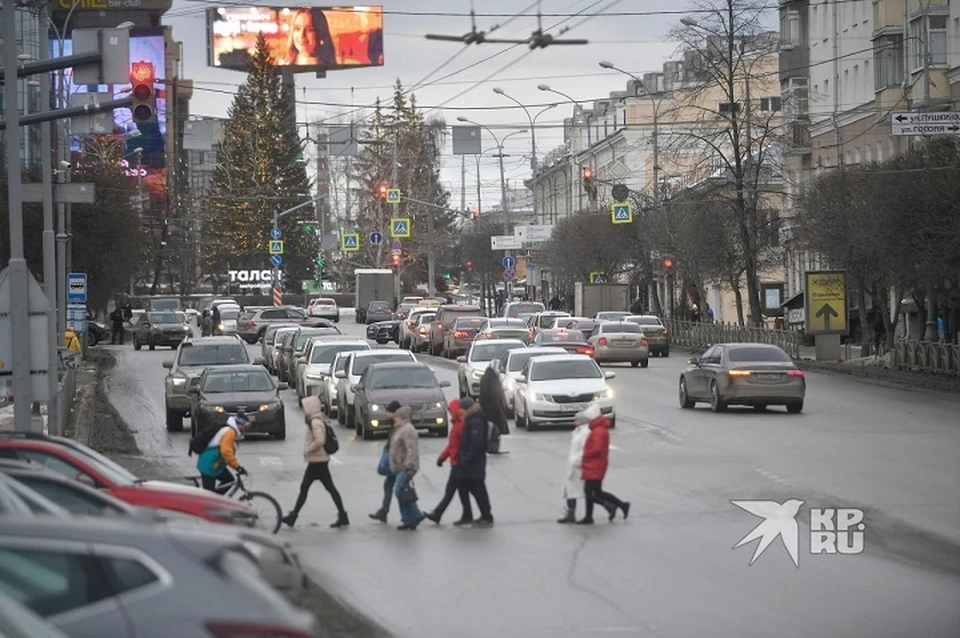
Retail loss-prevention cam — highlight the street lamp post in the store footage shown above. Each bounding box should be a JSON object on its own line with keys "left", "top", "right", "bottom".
{"left": 538, "top": 84, "right": 592, "bottom": 217}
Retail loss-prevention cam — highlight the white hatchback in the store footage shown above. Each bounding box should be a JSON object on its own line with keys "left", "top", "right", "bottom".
{"left": 514, "top": 354, "right": 616, "bottom": 431}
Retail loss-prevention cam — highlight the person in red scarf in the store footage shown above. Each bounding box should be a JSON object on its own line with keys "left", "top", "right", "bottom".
{"left": 579, "top": 403, "right": 630, "bottom": 524}
{"left": 424, "top": 399, "right": 473, "bottom": 524}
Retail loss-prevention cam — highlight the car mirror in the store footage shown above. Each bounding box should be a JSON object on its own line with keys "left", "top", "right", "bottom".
{"left": 439, "top": 380, "right": 451, "bottom": 388}
{"left": 277, "top": 382, "right": 289, "bottom": 391}
{"left": 253, "top": 357, "right": 265, "bottom": 366}
{"left": 688, "top": 357, "right": 699, "bottom": 365}
{"left": 516, "top": 377, "right": 527, "bottom": 384}
{"left": 604, "top": 371, "right": 616, "bottom": 380}
{"left": 335, "top": 371, "right": 347, "bottom": 379}
{"left": 162, "top": 360, "right": 174, "bottom": 369}
{"left": 352, "top": 384, "right": 362, "bottom": 392}
{"left": 76, "top": 473, "right": 97, "bottom": 488}
{"left": 456, "top": 356, "right": 466, "bottom": 363}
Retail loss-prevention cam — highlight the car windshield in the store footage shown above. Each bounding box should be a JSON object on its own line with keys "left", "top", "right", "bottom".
{"left": 508, "top": 350, "right": 558, "bottom": 372}
{"left": 506, "top": 302, "right": 545, "bottom": 318}
{"left": 531, "top": 359, "right": 602, "bottom": 381}
{"left": 417, "top": 314, "right": 436, "bottom": 324}
{"left": 471, "top": 342, "right": 522, "bottom": 362}
{"left": 314, "top": 299, "right": 335, "bottom": 306}
{"left": 150, "top": 312, "right": 183, "bottom": 324}
{"left": 295, "top": 330, "right": 338, "bottom": 350}
{"left": 369, "top": 367, "right": 437, "bottom": 389}
{"left": 276, "top": 331, "right": 297, "bottom": 347}
{"left": 455, "top": 318, "right": 485, "bottom": 329}
{"left": 352, "top": 354, "right": 412, "bottom": 376}
{"left": 597, "top": 312, "right": 629, "bottom": 319}
{"left": 151, "top": 299, "right": 181, "bottom": 311}
{"left": 178, "top": 344, "right": 249, "bottom": 366}
{"left": 369, "top": 302, "right": 391, "bottom": 310}
{"left": 311, "top": 343, "right": 368, "bottom": 364}
{"left": 539, "top": 330, "right": 586, "bottom": 343}
{"left": 603, "top": 323, "right": 642, "bottom": 333}
{"left": 490, "top": 319, "right": 527, "bottom": 328}
{"left": 627, "top": 316, "right": 662, "bottom": 326}
{"left": 219, "top": 309, "right": 240, "bottom": 320}
{"left": 203, "top": 370, "right": 274, "bottom": 393}
{"left": 540, "top": 314, "right": 567, "bottom": 328}
{"left": 727, "top": 347, "right": 792, "bottom": 363}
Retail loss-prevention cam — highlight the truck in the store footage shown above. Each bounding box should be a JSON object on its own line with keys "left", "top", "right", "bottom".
{"left": 354, "top": 269, "right": 396, "bottom": 323}
{"left": 574, "top": 282, "right": 630, "bottom": 318}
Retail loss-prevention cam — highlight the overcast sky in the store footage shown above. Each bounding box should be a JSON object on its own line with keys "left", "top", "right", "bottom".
{"left": 163, "top": 0, "right": 693, "bottom": 210}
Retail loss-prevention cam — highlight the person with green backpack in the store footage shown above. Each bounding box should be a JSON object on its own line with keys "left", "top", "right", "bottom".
{"left": 281, "top": 396, "right": 348, "bottom": 528}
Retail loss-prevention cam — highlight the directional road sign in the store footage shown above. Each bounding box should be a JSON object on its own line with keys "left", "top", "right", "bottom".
{"left": 491, "top": 235, "right": 522, "bottom": 250}
{"left": 502, "top": 256, "right": 516, "bottom": 269}
{"left": 370, "top": 231, "right": 383, "bottom": 246}
{"left": 386, "top": 188, "right": 402, "bottom": 204}
{"left": 891, "top": 112, "right": 960, "bottom": 137}
{"left": 268, "top": 240, "right": 284, "bottom": 255}
{"left": 503, "top": 268, "right": 516, "bottom": 282}
{"left": 610, "top": 202, "right": 633, "bottom": 224}
{"left": 341, "top": 233, "right": 360, "bottom": 252}
{"left": 390, "top": 218, "right": 411, "bottom": 238}
{"left": 67, "top": 273, "right": 87, "bottom": 304}
{"left": 391, "top": 239, "right": 402, "bottom": 250}
{"left": 804, "top": 270, "right": 848, "bottom": 335}
{"left": 270, "top": 227, "right": 282, "bottom": 240}
{"left": 270, "top": 255, "right": 283, "bottom": 267}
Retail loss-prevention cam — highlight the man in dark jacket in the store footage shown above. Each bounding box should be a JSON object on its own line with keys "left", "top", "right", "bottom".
{"left": 110, "top": 305, "right": 126, "bottom": 345}
{"left": 478, "top": 366, "right": 508, "bottom": 454}
{"left": 456, "top": 397, "right": 493, "bottom": 526}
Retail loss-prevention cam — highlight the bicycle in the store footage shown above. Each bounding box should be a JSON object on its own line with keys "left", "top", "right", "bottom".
{"left": 186, "top": 472, "right": 283, "bottom": 534}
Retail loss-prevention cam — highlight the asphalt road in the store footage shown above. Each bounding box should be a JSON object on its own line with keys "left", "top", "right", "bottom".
{"left": 102, "top": 314, "right": 960, "bottom": 638}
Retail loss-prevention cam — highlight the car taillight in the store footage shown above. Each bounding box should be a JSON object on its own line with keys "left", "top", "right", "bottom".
{"left": 454, "top": 330, "right": 468, "bottom": 339}
{"left": 205, "top": 622, "right": 314, "bottom": 638}
{"left": 598, "top": 337, "right": 608, "bottom": 346}
{"left": 576, "top": 346, "right": 594, "bottom": 356}
{"left": 728, "top": 370, "right": 751, "bottom": 377}
{"left": 243, "top": 321, "right": 256, "bottom": 327}
{"left": 787, "top": 370, "right": 804, "bottom": 377}
{"left": 641, "top": 338, "right": 648, "bottom": 346}
{"left": 662, "top": 329, "right": 669, "bottom": 335}
{"left": 485, "top": 332, "right": 494, "bottom": 339}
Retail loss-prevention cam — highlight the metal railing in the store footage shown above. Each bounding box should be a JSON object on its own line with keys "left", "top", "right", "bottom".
{"left": 888, "top": 340, "right": 960, "bottom": 376}
{"left": 52, "top": 369, "right": 77, "bottom": 436}
{"left": 663, "top": 319, "right": 803, "bottom": 359}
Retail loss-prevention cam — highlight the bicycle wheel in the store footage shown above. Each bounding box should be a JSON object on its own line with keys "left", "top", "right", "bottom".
{"left": 239, "top": 490, "right": 282, "bottom": 534}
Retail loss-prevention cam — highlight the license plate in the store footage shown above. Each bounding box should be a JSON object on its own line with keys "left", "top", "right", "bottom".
{"left": 559, "top": 404, "right": 585, "bottom": 412}
{"left": 756, "top": 373, "right": 781, "bottom": 381}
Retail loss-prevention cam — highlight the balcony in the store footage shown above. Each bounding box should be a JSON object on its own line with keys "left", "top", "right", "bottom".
{"left": 785, "top": 120, "right": 811, "bottom": 155}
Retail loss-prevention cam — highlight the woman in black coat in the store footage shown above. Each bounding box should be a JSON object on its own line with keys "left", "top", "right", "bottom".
{"left": 478, "top": 366, "right": 509, "bottom": 454}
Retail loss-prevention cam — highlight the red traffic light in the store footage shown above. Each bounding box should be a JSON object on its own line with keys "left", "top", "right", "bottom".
{"left": 378, "top": 184, "right": 388, "bottom": 198}
{"left": 581, "top": 167, "right": 594, "bottom": 180}
{"left": 465, "top": 260, "right": 473, "bottom": 271}
{"left": 391, "top": 254, "right": 400, "bottom": 266}
{"left": 663, "top": 258, "right": 674, "bottom": 269}
{"left": 130, "top": 61, "right": 155, "bottom": 85}
{"left": 129, "top": 61, "right": 156, "bottom": 124}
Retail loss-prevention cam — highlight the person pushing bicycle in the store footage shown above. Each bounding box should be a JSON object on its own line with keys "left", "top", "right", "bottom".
{"left": 197, "top": 409, "right": 252, "bottom": 492}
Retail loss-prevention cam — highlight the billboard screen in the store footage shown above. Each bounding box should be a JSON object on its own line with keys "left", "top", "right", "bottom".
{"left": 208, "top": 6, "right": 384, "bottom": 71}
{"left": 57, "top": 29, "right": 167, "bottom": 210}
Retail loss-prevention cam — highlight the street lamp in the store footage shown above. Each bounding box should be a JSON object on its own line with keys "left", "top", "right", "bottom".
{"left": 492, "top": 87, "right": 557, "bottom": 224}
{"left": 537, "top": 84, "right": 592, "bottom": 147}
{"left": 599, "top": 60, "right": 663, "bottom": 202}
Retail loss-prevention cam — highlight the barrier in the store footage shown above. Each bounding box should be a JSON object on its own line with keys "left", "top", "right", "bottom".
{"left": 889, "top": 340, "right": 960, "bottom": 376}
{"left": 53, "top": 369, "right": 77, "bottom": 436}
{"left": 663, "top": 319, "right": 803, "bottom": 359}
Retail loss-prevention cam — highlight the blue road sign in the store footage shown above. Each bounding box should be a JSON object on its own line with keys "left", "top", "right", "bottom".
{"left": 503, "top": 268, "right": 516, "bottom": 282}
{"left": 391, "top": 239, "right": 402, "bottom": 250}
{"left": 502, "top": 256, "right": 516, "bottom": 269}
{"left": 342, "top": 234, "right": 360, "bottom": 252}
{"left": 370, "top": 231, "right": 383, "bottom": 246}
{"left": 390, "top": 218, "right": 411, "bottom": 238}
{"left": 270, "top": 227, "right": 282, "bottom": 239}
{"left": 270, "top": 255, "right": 282, "bottom": 267}
{"left": 67, "top": 273, "right": 87, "bottom": 304}
{"left": 611, "top": 202, "right": 634, "bottom": 224}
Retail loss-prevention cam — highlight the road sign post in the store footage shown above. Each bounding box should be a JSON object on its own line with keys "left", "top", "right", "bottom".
{"left": 805, "top": 270, "right": 847, "bottom": 362}
{"left": 386, "top": 189, "right": 402, "bottom": 204}
{"left": 270, "top": 227, "right": 282, "bottom": 240}
{"left": 341, "top": 233, "right": 360, "bottom": 252}
{"left": 370, "top": 231, "right": 383, "bottom": 246}
{"left": 270, "top": 255, "right": 282, "bottom": 267}
{"left": 67, "top": 273, "right": 87, "bottom": 304}
{"left": 610, "top": 202, "right": 633, "bottom": 224}
{"left": 502, "top": 256, "right": 516, "bottom": 269}
{"left": 390, "top": 218, "right": 411, "bottom": 238}
{"left": 268, "top": 240, "right": 284, "bottom": 255}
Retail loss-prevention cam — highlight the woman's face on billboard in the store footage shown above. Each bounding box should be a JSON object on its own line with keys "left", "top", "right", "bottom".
{"left": 292, "top": 11, "right": 317, "bottom": 53}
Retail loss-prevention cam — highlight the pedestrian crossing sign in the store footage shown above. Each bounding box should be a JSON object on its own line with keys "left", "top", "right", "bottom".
{"left": 611, "top": 202, "right": 633, "bottom": 224}
{"left": 386, "top": 188, "right": 402, "bottom": 204}
{"left": 268, "top": 240, "right": 284, "bottom": 255}
{"left": 341, "top": 233, "right": 360, "bottom": 252}
{"left": 390, "top": 217, "right": 411, "bottom": 238}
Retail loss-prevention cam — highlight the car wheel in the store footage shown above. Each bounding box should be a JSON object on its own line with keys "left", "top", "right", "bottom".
{"left": 274, "top": 427, "right": 286, "bottom": 441}
{"left": 361, "top": 418, "right": 374, "bottom": 441}
{"left": 786, "top": 401, "right": 804, "bottom": 414}
{"left": 377, "top": 339, "right": 388, "bottom": 345}
{"left": 754, "top": 404, "right": 769, "bottom": 412}
{"left": 526, "top": 415, "right": 538, "bottom": 432}
{"left": 458, "top": 379, "right": 466, "bottom": 399}
{"left": 608, "top": 416, "right": 616, "bottom": 429}
{"left": 133, "top": 335, "right": 141, "bottom": 351}
{"left": 347, "top": 405, "right": 356, "bottom": 431}
{"left": 679, "top": 377, "right": 695, "bottom": 409}
{"left": 165, "top": 405, "right": 183, "bottom": 432}
{"left": 709, "top": 381, "right": 727, "bottom": 413}
{"left": 506, "top": 404, "right": 515, "bottom": 419}
{"left": 663, "top": 349, "right": 670, "bottom": 357}
{"left": 640, "top": 358, "right": 649, "bottom": 368}
{"left": 631, "top": 361, "right": 639, "bottom": 368}
{"left": 148, "top": 337, "right": 156, "bottom": 351}
{"left": 86, "top": 329, "right": 99, "bottom": 347}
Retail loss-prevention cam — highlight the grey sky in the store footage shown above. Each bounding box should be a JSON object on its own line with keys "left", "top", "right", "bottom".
{"left": 164, "top": 0, "right": 693, "bottom": 210}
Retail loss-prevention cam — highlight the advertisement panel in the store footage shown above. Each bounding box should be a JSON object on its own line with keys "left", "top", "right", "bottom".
{"left": 207, "top": 6, "right": 384, "bottom": 71}
{"left": 56, "top": 29, "right": 167, "bottom": 210}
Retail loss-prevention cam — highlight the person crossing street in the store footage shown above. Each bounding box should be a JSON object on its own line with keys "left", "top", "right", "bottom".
{"left": 369, "top": 400, "right": 403, "bottom": 523}
{"left": 577, "top": 403, "right": 629, "bottom": 524}
{"left": 424, "top": 399, "right": 472, "bottom": 524}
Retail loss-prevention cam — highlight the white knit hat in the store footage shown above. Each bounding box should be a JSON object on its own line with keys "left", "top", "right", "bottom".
{"left": 575, "top": 402, "right": 602, "bottom": 423}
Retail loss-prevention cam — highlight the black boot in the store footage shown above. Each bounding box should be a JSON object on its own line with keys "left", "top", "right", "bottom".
{"left": 576, "top": 518, "right": 594, "bottom": 525}
{"left": 424, "top": 510, "right": 441, "bottom": 523}
{"left": 331, "top": 512, "right": 349, "bottom": 528}
{"left": 621, "top": 502, "right": 631, "bottom": 519}
{"left": 557, "top": 509, "right": 576, "bottom": 524}
{"left": 605, "top": 502, "right": 618, "bottom": 522}
{"left": 368, "top": 509, "right": 387, "bottom": 522}
{"left": 281, "top": 512, "right": 298, "bottom": 528}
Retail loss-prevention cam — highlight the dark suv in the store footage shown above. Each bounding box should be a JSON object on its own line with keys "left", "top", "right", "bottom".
{"left": 162, "top": 335, "right": 255, "bottom": 432}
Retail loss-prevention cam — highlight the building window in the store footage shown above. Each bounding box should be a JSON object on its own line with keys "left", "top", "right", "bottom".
{"left": 911, "top": 14, "right": 948, "bottom": 69}
{"left": 783, "top": 77, "right": 809, "bottom": 120}
{"left": 873, "top": 34, "right": 903, "bottom": 89}
{"left": 759, "top": 97, "right": 782, "bottom": 112}
{"left": 780, "top": 9, "right": 801, "bottom": 48}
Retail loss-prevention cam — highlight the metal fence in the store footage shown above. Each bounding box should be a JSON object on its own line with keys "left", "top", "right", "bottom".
{"left": 663, "top": 319, "right": 803, "bottom": 359}
{"left": 888, "top": 340, "right": 960, "bottom": 376}
{"left": 52, "top": 369, "right": 77, "bottom": 436}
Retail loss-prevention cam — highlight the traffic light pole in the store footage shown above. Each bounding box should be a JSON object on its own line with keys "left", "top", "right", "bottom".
{"left": 272, "top": 194, "right": 329, "bottom": 304}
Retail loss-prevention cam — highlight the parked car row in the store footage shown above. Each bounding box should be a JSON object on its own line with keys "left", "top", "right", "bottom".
{"left": 0, "top": 433, "right": 317, "bottom": 638}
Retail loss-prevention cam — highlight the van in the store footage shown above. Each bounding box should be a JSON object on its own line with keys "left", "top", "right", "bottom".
{"left": 427, "top": 305, "right": 483, "bottom": 356}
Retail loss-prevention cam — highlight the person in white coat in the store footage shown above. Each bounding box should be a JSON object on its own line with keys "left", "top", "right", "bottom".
{"left": 558, "top": 404, "right": 615, "bottom": 523}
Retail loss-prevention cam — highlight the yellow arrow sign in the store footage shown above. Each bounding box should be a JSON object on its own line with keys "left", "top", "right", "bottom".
{"left": 805, "top": 270, "right": 847, "bottom": 335}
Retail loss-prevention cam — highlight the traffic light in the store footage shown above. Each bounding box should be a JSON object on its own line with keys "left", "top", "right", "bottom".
{"left": 465, "top": 260, "right": 473, "bottom": 271}
{"left": 303, "top": 222, "right": 314, "bottom": 233}
{"left": 377, "top": 183, "right": 388, "bottom": 199}
{"left": 663, "top": 257, "right": 675, "bottom": 272}
{"left": 391, "top": 253, "right": 400, "bottom": 267}
{"left": 130, "top": 61, "right": 156, "bottom": 124}
{"left": 582, "top": 166, "right": 597, "bottom": 201}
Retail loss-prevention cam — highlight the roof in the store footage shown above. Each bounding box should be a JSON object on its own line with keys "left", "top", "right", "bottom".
{"left": 202, "top": 364, "right": 268, "bottom": 373}
{"left": 352, "top": 350, "right": 414, "bottom": 359}
{"left": 366, "top": 361, "right": 429, "bottom": 371}
{"left": 530, "top": 354, "right": 595, "bottom": 364}
{"left": 182, "top": 335, "right": 244, "bottom": 345}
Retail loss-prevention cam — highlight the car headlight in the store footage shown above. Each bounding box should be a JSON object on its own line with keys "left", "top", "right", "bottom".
{"left": 530, "top": 392, "right": 548, "bottom": 401}
{"left": 472, "top": 369, "right": 484, "bottom": 378}
{"left": 594, "top": 388, "right": 614, "bottom": 400}
{"left": 370, "top": 404, "right": 381, "bottom": 412}
{"left": 259, "top": 401, "right": 281, "bottom": 412}
{"left": 432, "top": 401, "right": 443, "bottom": 409}
{"left": 172, "top": 377, "right": 187, "bottom": 387}
{"left": 217, "top": 323, "right": 224, "bottom": 330}
{"left": 182, "top": 325, "right": 191, "bottom": 331}
{"left": 214, "top": 405, "right": 225, "bottom": 413}
{"left": 306, "top": 372, "right": 324, "bottom": 380}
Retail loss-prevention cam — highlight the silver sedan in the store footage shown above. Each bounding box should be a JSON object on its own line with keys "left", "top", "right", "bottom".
{"left": 678, "top": 343, "right": 806, "bottom": 413}
{"left": 588, "top": 321, "right": 650, "bottom": 367}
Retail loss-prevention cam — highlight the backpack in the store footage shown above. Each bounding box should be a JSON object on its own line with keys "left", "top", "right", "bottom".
{"left": 189, "top": 424, "right": 222, "bottom": 456}
{"left": 323, "top": 423, "right": 339, "bottom": 455}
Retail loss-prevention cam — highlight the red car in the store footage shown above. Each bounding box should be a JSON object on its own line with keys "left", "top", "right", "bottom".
{"left": 0, "top": 434, "right": 257, "bottom": 527}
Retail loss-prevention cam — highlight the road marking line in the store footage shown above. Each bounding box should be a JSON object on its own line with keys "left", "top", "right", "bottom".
{"left": 258, "top": 456, "right": 282, "bottom": 466}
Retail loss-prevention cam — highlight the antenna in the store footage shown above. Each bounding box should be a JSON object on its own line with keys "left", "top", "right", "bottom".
{"left": 527, "top": 1, "right": 588, "bottom": 49}
{"left": 425, "top": 0, "right": 516, "bottom": 45}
